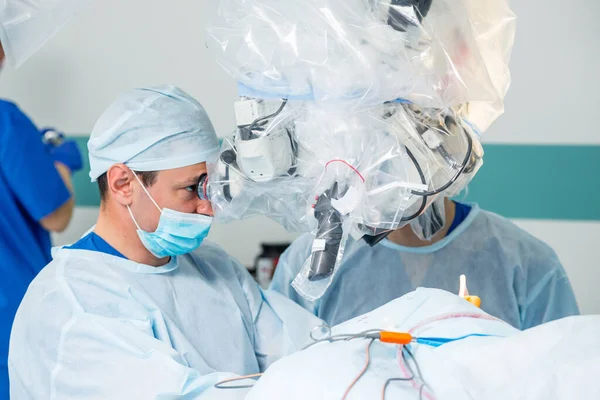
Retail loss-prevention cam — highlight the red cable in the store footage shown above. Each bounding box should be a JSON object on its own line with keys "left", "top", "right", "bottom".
{"left": 324, "top": 159, "right": 365, "bottom": 183}
{"left": 341, "top": 339, "right": 374, "bottom": 400}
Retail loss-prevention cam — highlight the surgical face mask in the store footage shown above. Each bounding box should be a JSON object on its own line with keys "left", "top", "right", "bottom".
{"left": 127, "top": 172, "right": 213, "bottom": 258}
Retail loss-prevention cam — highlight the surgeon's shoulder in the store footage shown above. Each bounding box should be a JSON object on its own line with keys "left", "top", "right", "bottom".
{"left": 15, "top": 254, "right": 83, "bottom": 331}
{"left": 0, "top": 99, "right": 28, "bottom": 121}
{"left": 0, "top": 99, "right": 23, "bottom": 123}
{"left": 23, "top": 248, "right": 151, "bottom": 321}
{"left": 475, "top": 208, "right": 559, "bottom": 260}
{"left": 0, "top": 99, "right": 20, "bottom": 111}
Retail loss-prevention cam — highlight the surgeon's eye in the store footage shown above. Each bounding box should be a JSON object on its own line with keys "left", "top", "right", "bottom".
{"left": 185, "top": 184, "right": 199, "bottom": 193}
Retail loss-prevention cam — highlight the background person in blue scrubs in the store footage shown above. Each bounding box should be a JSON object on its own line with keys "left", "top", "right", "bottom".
{"left": 271, "top": 197, "right": 580, "bottom": 329}
{"left": 0, "top": 40, "right": 82, "bottom": 398}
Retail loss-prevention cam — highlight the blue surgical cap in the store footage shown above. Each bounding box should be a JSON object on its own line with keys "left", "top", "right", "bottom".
{"left": 88, "top": 85, "right": 219, "bottom": 182}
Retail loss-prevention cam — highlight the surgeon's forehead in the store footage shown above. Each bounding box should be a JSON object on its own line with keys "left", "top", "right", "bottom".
{"left": 159, "top": 163, "right": 208, "bottom": 184}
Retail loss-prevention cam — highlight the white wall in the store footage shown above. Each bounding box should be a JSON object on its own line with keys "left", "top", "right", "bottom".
{"left": 0, "top": 0, "right": 237, "bottom": 137}
{"left": 1, "top": 0, "right": 599, "bottom": 313}
{"left": 483, "top": 0, "right": 600, "bottom": 145}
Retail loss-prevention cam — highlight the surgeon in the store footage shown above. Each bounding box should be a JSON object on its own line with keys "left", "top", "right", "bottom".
{"left": 271, "top": 197, "right": 580, "bottom": 329}
{"left": 8, "top": 85, "right": 322, "bottom": 399}
{"left": 0, "top": 25, "right": 83, "bottom": 400}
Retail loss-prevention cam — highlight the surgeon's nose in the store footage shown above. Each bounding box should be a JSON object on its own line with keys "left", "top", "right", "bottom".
{"left": 197, "top": 201, "right": 214, "bottom": 217}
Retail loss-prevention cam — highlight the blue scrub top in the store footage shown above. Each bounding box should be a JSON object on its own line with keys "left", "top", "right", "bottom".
{"left": 447, "top": 201, "right": 471, "bottom": 235}
{"left": 271, "top": 202, "right": 579, "bottom": 329}
{"left": 66, "top": 232, "right": 127, "bottom": 259}
{"left": 0, "top": 100, "right": 71, "bottom": 398}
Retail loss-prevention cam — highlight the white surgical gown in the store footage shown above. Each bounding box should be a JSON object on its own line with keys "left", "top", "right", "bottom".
{"left": 9, "top": 241, "right": 322, "bottom": 399}
{"left": 271, "top": 204, "right": 579, "bottom": 329}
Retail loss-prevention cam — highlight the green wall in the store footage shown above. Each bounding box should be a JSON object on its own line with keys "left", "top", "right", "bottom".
{"left": 72, "top": 137, "right": 600, "bottom": 220}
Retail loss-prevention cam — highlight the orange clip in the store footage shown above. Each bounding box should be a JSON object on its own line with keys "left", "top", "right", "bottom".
{"left": 379, "top": 331, "right": 413, "bottom": 345}
{"left": 459, "top": 274, "right": 481, "bottom": 308}
{"left": 464, "top": 295, "right": 481, "bottom": 308}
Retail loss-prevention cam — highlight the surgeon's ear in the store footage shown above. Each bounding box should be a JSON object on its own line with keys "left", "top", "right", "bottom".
{"left": 106, "top": 164, "right": 135, "bottom": 206}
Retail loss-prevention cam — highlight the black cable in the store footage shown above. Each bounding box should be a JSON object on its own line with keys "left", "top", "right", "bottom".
{"left": 302, "top": 329, "right": 433, "bottom": 400}
{"left": 437, "top": 144, "right": 461, "bottom": 170}
{"left": 303, "top": 329, "right": 383, "bottom": 350}
{"left": 401, "top": 194, "right": 427, "bottom": 222}
{"left": 418, "top": 383, "right": 427, "bottom": 400}
{"left": 213, "top": 374, "right": 262, "bottom": 390}
{"left": 410, "top": 128, "right": 473, "bottom": 197}
{"left": 213, "top": 382, "right": 255, "bottom": 390}
{"left": 249, "top": 99, "right": 288, "bottom": 131}
{"left": 360, "top": 144, "right": 427, "bottom": 247}
{"left": 361, "top": 146, "right": 427, "bottom": 245}
{"left": 403, "top": 346, "right": 424, "bottom": 381}
{"left": 401, "top": 146, "right": 429, "bottom": 222}
{"left": 383, "top": 344, "right": 431, "bottom": 400}
{"left": 402, "top": 346, "right": 428, "bottom": 400}
{"left": 382, "top": 377, "right": 414, "bottom": 399}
